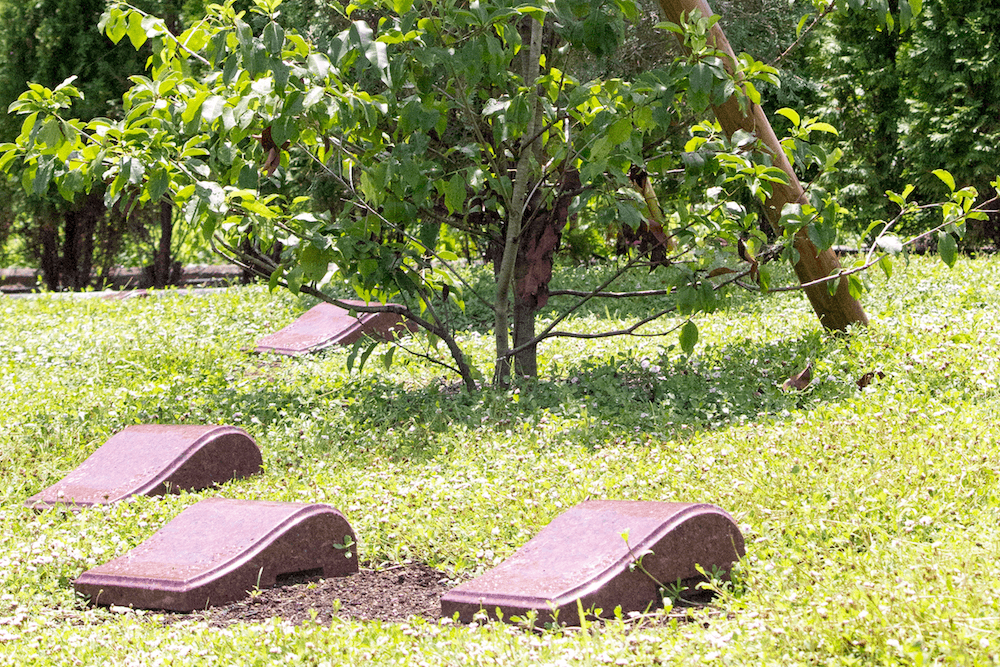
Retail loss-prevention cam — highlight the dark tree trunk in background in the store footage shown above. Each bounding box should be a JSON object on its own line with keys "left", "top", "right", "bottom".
{"left": 32, "top": 191, "right": 107, "bottom": 290}
{"left": 153, "top": 200, "right": 173, "bottom": 289}
{"left": 39, "top": 212, "right": 59, "bottom": 291}
{"left": 60, "top": 207, "right": 80, "bottom": 289}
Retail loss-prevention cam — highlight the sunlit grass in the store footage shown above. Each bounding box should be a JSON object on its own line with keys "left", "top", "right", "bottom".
{"left": 1, "top": 255, "right": 999, "bottom": 664}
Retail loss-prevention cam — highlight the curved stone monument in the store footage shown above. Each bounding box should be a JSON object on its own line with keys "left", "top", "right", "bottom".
{"left": 254, "top": 301, "right": 417, "bottom": 355}
{"left": 25, "top": 425, "right": 262, "bottom": 510}
{"left": 440, "top": 500, "right": 744, "bottom": 625}
{"left": 74, "top": 498, "right": 358, "bottom": 611}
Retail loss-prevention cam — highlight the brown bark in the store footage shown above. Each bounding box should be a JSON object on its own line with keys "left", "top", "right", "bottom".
{"left": 39, "top": 213, "right": 59, "bottom": 291}
{"left": 154, "top": 200, "right": 173, "bottom": 289}
{"left": 512, "top": 169, "right": 582, "bottom": 376}
{"left": 656, "top": 0, "right": 868, "bottom": 330}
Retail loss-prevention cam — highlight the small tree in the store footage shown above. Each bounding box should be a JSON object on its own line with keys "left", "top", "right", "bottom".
{"left": 1, "top": 0, "right": 991, "bottom": 389}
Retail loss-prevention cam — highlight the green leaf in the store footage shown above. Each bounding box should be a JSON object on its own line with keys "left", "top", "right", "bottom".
{"left": 886, "top": 184, "right": 915, "bottom": 208}
{"left": 300, "top": 244, "right": 329, "bottom": 282}
{"left": 804, "top": 121, "right": 838, "bottom": 135}
{"left": 270, "top": 115, "right": 297, "bottom": 146}
{"left": 607, "top": 118, "right": 632, "bottom": 146}
{"left": 419, "top": 220, "right": 441, "bottom": 250}
{"left": 445, "top": 175, "right": 466, "bottom": 215}
{"left": 57, "top": 169, "right": 85, "bottom": 201}
{"left": 105, "top": 9, "right": 127, "bottom": 44}
{"left": 201, "top": 96, "right": 226, "bottom": 124}
{"left": 365, "top": 40, "right": 393, "bottom": 87}
{"left": 269, "top": 266, "right": 283, "bottom": 292}
{"left": 679, "top": 320, "right": 698, "bottom": 355}
{"left": 795, "top": 14, "right": 809, "bottom": 38}
{"left": 776, "top": 107, "right": 800, "bottom": 127}
{"left": 899, "top": 1, "right": 912, "bottom": 31}
{"left": 878, "top": 255, "right": 893, "bottom": 279}
{"left": 127, "top": 158, "right": 145, "bottom": 184}
{"left": 654, "top": 21, "right": 684, "bottom": 36}
{"left": 938, "top": 231, "right": 957, "bottom": 268}
{"left": 127, "top": 11, "right": 148, "bottom": 50}
{"left": 181, "top": 91, "right": 208, "bottom": 124}
{"left": 393, "top": 0, "right": 414, "bottom": 13}
{"left": 147, "top": 168, "right": 171, "bottom": 202}
{"left": 827, "top": 275, "right": 840, "bottom": 296}
{"left": 848, "top": 274, "right": 864, "bottom": 300}
{"left": 807, "top": 222, "right": 837, "bottom": 251}
{"left": 195, "top": 180, "right": 226, "bottom": 213}
{"left": 688, "top": 62, "right": 713, "bottom": 111}
{"left": 32, "top": 156, "right": 56, "bottom": 196}
{"left": 263, "top": 21, "right": 284, "bottom": 54}
{"left": 307, "top": 53, "right": 331, "bottom": 80}
{"left": 37, "top": 117, "right": 63, "bottom": 147}
{"left": 933, "top": 169, "right": 955, "bottom": 192}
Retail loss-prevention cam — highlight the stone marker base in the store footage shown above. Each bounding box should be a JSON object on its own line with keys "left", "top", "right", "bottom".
{"left": 254, "top": 301, "right": 416, "bottom": 355}
{"left": 74, "top": 498, "right": 358, "bottom": 611}
{"left": 440, "top": 500, "right": 744, "bottom": 625}
{"left": 25, "top": 425, "right": 261, "bottom": 510}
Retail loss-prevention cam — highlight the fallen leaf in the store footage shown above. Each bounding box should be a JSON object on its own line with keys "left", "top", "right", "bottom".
{"left": 856, "top": 370, "right": 885, "bottom": 389}
{"left": 782, "top": 363, "right": 812, "bottom": 391}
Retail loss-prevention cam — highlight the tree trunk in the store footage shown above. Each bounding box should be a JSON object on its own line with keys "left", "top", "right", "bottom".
{"left": 511, "top": 168, "right": 581, "bottom": 377}
{"left": 154, "top": 199, "right": 173, "bottom": 289}
{"left": 656, "top": 0, "right": 869, "bottom": 331}
{"left": 60, "top": 207, "right": 79, "bottom": 289}
{"left": 39, "top": 212, "right": 59, "bottom": 291}
{"left": 494, "top": 16, "right": 545, "bottom": 385}
{"left": 512, "top": 298, "right": 537, "bottom": 377}
{"left": 76, "top": 205, "right": 96, "bottom": 291}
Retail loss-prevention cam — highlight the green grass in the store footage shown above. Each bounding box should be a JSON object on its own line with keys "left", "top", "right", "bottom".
{"left": 2, "top": 256, "right": 1000, "bottom": 665}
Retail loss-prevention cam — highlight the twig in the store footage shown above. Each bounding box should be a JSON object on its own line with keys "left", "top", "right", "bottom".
{"left": 771, "top": 1, "right": 837, "bottom": 67}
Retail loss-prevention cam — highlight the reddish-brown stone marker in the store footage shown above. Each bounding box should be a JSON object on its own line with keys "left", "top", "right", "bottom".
{"left": 74, "top": 498, "right": 358, "bottom": 611}
{"left": 441, "top": 500, "right": 744, "bottom": 625}
{"left": 25, "top": 425, "right": 261, "bottom": 510}
{"left": 254, "top": 301, "right": 416, "bottom": 355}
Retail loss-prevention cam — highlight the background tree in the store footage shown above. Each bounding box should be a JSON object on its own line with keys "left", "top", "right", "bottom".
{"left": 786, "top": 0, "right": 1000, "bottom": 241}
{"left": 899, "top": 0, "right": 1000, "bottom": 243}
{"left": 0, "top": 0, "right": 205, "bottom": 288}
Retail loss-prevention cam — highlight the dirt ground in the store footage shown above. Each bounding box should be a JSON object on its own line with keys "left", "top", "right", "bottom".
{"left": 161, "top": 563, "right": 455, "bottom": 627}
{"left": 154, "top": 563, "right": 708, "bottom": 630}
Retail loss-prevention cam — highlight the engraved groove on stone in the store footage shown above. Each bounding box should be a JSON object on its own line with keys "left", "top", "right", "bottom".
{"left": 74, "top": 498, "right": 359, "bottom": 611}
{"left": 25, "top": 425, "right": 262, "bottom": 510}
{"left": 440, "top": 500, "right": 745, "bottom": 625}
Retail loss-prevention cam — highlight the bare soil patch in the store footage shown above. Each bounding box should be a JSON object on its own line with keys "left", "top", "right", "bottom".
{"left": 161, "top": 563, "right": 455, "bottom": 627}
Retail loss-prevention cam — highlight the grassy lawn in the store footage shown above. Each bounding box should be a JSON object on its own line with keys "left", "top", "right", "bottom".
{"left": 1, "top": 255, "right": 999, "bottom": 665}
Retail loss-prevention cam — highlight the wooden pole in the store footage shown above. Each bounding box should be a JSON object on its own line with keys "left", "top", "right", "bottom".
{"left": 657, "top": 0, "right": 868, "bottom": 330}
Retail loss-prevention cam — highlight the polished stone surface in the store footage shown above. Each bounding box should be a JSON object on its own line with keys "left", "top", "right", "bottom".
{"left": 25, "top": 425, "right": 261, "bottom": 509}
{"left": 441, "top": 500, "right": 745, "bottom": 625}
{"left": 254, "top": 301, "right": 416, "bottom": 355}
{"left": 74, "top": 498, "right": 358, "bottom": 611}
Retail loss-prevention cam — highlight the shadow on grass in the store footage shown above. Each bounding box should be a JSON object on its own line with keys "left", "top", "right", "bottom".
{"left": 289, "top": 328, "right": 874, "bottom": 462}
{"left": 12, "top": 322, "right": 882, "bottom": 474}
